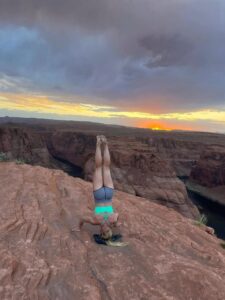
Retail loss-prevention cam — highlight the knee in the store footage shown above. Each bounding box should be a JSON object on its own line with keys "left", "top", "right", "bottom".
{"left": 95, "top": 161, "right": 102, "bottom": 168}
{"left": 103, "top": 160, "right": 110, "bottom": 168}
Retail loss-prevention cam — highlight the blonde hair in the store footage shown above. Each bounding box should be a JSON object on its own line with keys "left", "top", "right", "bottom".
{"left": 106, "top": 240, "right": 128, "bottom": 247}
{"left": 100, "top": 225, "right": 128, "bottom": 247}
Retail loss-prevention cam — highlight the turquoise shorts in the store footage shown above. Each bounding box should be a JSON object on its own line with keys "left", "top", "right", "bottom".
{"left": 94, "top": 206, "right": 114, "bottom": 215}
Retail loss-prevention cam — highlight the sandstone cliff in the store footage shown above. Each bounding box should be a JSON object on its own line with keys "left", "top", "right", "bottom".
{"left": 188, "top": 146, "right": 225, "bottom": 206}
{"left": 138, "top": 136, "right": 204, "bottom": 178}
{"left": 190, "top": 146, "right": 225, "bottom": 187}
{"left": 0, "top": 126, "right": 60, "bottom": 168}
{"left": 0, "top": 162, "right": 225, "bottom": 300}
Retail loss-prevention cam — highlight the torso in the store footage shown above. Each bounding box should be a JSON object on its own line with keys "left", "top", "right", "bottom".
{"left": 94, "top": 200, "right": 113, "bottom": 207}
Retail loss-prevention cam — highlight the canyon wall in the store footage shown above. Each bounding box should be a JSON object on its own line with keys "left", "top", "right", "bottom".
{"left": 188, "top": 146, "right": 225, "bottom": 206}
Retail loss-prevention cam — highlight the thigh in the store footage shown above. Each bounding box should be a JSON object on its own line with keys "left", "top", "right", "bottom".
{"left": 103, "top": 166, "right": 114, "bottom": 189}
{"left": 93, "top": 166, "right": 103, "bottom": 191}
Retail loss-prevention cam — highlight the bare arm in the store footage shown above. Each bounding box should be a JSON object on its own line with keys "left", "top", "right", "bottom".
{"left": 79, "top": 216, "right": 100, "bottom": 229}
{"left": 114, "top": 214, "right": 122, "bottom": 227}
{"left": 109, "top": 213, "right": 121, "bottom": 227}
{"left": 71, "top": 215, "right": 101, "bottom": 232}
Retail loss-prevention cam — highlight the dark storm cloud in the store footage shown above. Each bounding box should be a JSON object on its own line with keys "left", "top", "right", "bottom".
{"left": 139, "top": 34, "right": 191, "bottom": 67}
{"left": 0, "top": 0, "right": 225, "bottom": 111}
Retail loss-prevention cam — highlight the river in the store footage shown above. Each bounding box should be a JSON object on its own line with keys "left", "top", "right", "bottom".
{"left": 187, "top": 187, "right": 225, "bottom": 240}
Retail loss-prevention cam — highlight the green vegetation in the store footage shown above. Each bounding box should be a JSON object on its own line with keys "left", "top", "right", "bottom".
{"left": 194, "top": 214, "right": 208, "bottom": 226}
{"left": 0, "top": 152, "right": 26, "bottom": 164}
{"left": 0, "top": 152, "right": 9, "bottom": 162}
{"left": 15, "top": 159, "right": 26, "bottom": 165}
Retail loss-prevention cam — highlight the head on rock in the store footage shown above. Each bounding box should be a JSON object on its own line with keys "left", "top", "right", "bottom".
{"left": 100, "top": 223, "right": 113, "bottom": 240}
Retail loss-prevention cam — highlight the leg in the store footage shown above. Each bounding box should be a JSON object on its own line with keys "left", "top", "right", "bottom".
{"left": 102, "top": 136, "right": 114, "bottom": 189}
{"left": 93, "top": 136, "right": 103, "bottom": 191}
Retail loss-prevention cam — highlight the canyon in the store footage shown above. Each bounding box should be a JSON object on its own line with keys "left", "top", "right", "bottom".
{"left": 1, "top": 117, "right": 225, "bottom": 219}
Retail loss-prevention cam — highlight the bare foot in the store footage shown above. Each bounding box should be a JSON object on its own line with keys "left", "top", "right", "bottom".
{"left": 96, "top": 135, "right": 102, "bottom": 145}
{"left": 101, "top": 135, "right": 108, "bottom": 145}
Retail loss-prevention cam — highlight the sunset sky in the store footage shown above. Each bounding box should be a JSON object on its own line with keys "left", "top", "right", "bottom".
{"left": 0, "top": 0, "right": 225, "bottom": 132}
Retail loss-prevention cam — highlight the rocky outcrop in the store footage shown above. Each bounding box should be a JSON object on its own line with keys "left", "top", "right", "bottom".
{"left": 0, "top": 162, "right": 224, "bottom": 300}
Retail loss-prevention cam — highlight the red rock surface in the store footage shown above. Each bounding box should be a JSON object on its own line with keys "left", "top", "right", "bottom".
{"left": 0, "top": 162, "right": 225, "bottom": 300}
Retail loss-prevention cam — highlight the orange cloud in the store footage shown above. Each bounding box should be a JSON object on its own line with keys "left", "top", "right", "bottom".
{"left": 0, "top": 92, "right": 225, "bottom": 133}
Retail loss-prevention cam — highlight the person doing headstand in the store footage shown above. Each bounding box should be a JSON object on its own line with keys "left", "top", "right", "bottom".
{"left": 79, "top": 135, "right": 120, "bottom": 240}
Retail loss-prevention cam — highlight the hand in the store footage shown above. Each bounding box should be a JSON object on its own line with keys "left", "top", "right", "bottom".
{"left": 71, "top": 219, "right": 83, "bottom": 232}
{"left": 109, "top": 213, "right": 119, "bottom": 223}
{"left": 116, "top": 221, "right": 122, "bottom": 227}
{"left": 71, "top": 225, "right": 81, "bottom": 232}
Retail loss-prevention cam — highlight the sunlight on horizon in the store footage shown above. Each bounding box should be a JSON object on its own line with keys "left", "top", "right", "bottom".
{"left": 0, "top": 92, "right": 225, "bottom": 133}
